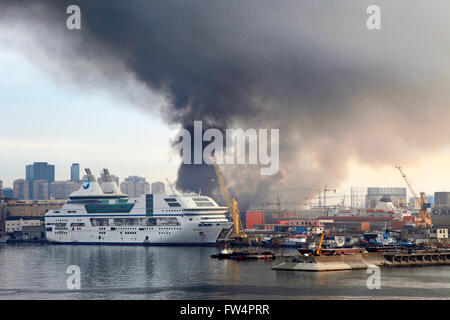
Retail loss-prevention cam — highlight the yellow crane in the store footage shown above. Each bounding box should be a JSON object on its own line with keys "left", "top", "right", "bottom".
{"left": 211, "top": 155, "right": 247, "bottom": 240}
{"left": 315, "top": 231, "right": 325, "bottom": 256}
{"left": 396, "top": 166, "right": 432, "bottom": 228}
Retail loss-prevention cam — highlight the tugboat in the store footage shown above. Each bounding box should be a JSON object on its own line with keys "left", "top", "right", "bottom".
{"left": 364, "top": 231, "right": 413, "bottom": 252}
{"left": 211, "top": 248, "right": 235, "bottom": 259}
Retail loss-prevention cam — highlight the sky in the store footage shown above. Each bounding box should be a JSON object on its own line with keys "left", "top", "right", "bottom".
{"left": 1, "top": 1, "right": 449, "bottom": 208}
{"left": 0, "top": 48, "right": 180, "bottom": 187}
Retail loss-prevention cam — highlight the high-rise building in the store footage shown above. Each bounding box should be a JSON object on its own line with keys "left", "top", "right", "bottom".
{"left": 135, "top": 181, "right": 150, "bottom": 196}
{"left": 120, "top": 176, "right": 150, "bottom": 197}
{"left": 33, "top": 180, "right": 49, "bottom": 200}
{"left": 365, "top": 187, "right": 407, "bottom": 208}
{"left": 2, "top": 188, "right": 13, "bottom": 199}
{"left": 435, "top": 192, "right": 450, "bottom": 207}
{"left": 13, "top": 179, "right": 30, "bottom": 200}
{"left": 70, "top": 163, "right": 80, "bottom": 182}
{"left": 119, "top": 181, "right": 133, "bottom": 196}
{"left": 50, "top": 181, "right": 81, "bottom": 199}
{"left": 151, "top": 181, "right": 165, "bottom": 194}
{"left": 0, "top": 179, "right": 2, "bottom": 199}
{"left": 26, "top": 162, "right": 55, "bottom": 199}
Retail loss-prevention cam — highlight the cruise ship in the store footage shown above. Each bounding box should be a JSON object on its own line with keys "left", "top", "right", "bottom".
{"left": 45, "top": 169, "right": 231, "bottom": 245}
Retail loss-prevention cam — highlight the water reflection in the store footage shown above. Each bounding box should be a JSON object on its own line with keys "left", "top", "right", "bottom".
{"left": 0, "top": 244, "right": 449, "bottom": 299}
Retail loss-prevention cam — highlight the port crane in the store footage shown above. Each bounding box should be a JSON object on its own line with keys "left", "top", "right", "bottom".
{"left": 396, "top": 166, "right": 432, "bottom": 228}
{"left": 211, "top": 156, "right": 247, "bottom": 240}
{"left": 315, "top": 231, "right": 325, "bottom": 256}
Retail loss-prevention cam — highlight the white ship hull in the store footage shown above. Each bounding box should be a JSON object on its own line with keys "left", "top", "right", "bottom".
{"left": 46, "top": 215, "right": 230, "bottom": 245}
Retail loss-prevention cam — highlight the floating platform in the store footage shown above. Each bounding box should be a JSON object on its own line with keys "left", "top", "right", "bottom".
{"left": 271, "top": 250, "right": 450, "bottom": 271}
{"left": 211, "top": 250, "right": 276, "bottom": 261}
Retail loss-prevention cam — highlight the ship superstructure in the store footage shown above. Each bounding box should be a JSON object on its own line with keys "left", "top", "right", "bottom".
{"left": 45, "top": 169, "right": 231, "bottom": 245}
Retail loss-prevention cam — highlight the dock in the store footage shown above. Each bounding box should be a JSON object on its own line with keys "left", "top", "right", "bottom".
{"left": 271, "top": 250, "right": 450, "bottom": 271}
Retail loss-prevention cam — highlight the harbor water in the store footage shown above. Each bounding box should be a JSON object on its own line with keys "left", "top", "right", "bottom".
{"left": 0, "top": 243, "right": 449, "bottom": 300}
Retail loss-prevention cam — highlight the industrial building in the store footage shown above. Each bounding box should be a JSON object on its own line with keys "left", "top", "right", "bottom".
{"left": 5, "top": 218, "right": 42, "bottom": 233}
{"left": 2, "top": 199, "right": 65, "bottom": 217}
{"left": 428, "top": 228, "right": 449, "bottom": 239}
{"left": 434, "top": 192, "right": 450, "bottom": 207}
{"left": 245, "top": 210, "right": 265, "bottom": 229}
{"left": 365, "top": 187, "right": 407, "bottom": 208}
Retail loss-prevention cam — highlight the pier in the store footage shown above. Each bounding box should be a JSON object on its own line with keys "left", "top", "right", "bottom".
{"left": 271, "top": 250, "right": 450, "bottom": 271}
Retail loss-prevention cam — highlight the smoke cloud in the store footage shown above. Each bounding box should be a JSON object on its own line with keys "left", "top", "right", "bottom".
{"left": 2, "top": 0, "right": 450, "bottom": 209}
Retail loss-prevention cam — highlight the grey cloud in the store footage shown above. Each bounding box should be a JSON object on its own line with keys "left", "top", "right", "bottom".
{"left": 2, "top": 0, "right": 450, "bottom": 208}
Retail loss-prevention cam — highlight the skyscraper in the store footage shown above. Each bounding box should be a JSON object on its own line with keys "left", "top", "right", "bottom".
{"left": 26, "top": 162, "right": 55, "bottom": 199}
{"left": 70, "top": 163, "right": 80, "bottom": 182}
{"left": 13, "top": 179, "right": 30, "bottom": 200}
{"left": 50, "top": 181, "right": 81, "bottom": 199}
{"left": 2, "top": 188, "right": 13, "bottom": 199}
{"left": 120, "top": 176, "right": 150, "bottom": 197}
{"left": 33, "top": 180, "right": 49, "bottom": 200}
{"left": 0, "top": 179, "right": 2, "bottom": 199}
{"left": 151, "top": 181, "right": 165, "bottom": 194}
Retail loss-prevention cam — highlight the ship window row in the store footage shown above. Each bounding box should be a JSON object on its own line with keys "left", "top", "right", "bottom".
{"left": 195, "top": 202, "right": 214, "bottom": 207}
{"left": 85, "top": 203, "right": 135, "bottom": 214}
{"left": 89, "top": 217, "right": 181, "bottom": 227}
{"left": 192, "top": 198, "right": 210, "bottom": 201}
{"left": 70, "top": 223, "right": 85, "bottom": 227}
{"left": 168, "top": 202, "right": 181, "bottom": 207}
{"left": 46, "top": 223, "right": 67, "bottom": 227}
{"left": 183, "top": 208, "right": 222, "bottom": 212}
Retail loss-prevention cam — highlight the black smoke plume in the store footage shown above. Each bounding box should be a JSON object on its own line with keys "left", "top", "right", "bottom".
{"left": 2, "top": 0, "right": 450, "bottom": 209}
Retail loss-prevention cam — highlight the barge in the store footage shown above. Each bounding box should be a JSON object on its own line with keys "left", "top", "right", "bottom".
{"left": 271, "top": 249, "right": 450, "bottom": 271}
{"left": 211, "top": 248, "right": 276, "bottom": 261}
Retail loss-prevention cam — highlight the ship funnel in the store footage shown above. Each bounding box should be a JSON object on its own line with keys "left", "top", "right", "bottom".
{"left": 99, "top": 168, "right": 123, "bottom": 195}
{"left": 85, "top": 168, "right": 96, "bottom": 182}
